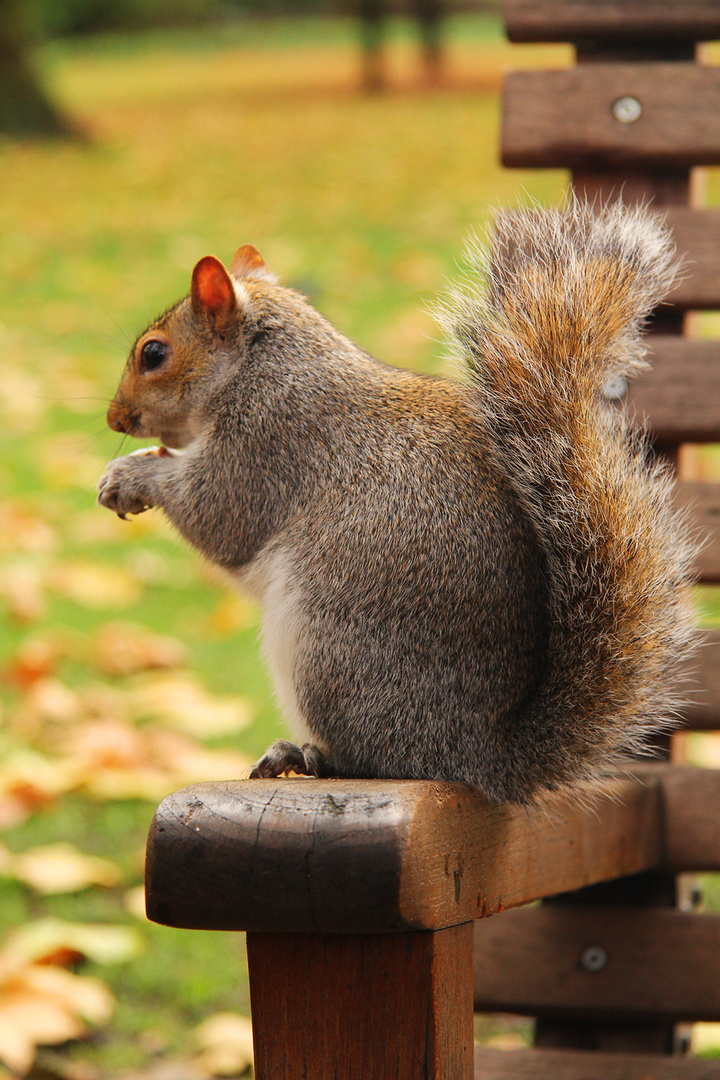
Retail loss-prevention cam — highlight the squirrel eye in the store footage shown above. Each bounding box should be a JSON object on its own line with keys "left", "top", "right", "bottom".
{"left": 140, "top": 339, "right": 167, "bottom": 371}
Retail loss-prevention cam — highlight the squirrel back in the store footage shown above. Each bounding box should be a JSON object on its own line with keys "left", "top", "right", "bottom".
{"left": 98, "top": 201, "right": 697, "bottom": 803}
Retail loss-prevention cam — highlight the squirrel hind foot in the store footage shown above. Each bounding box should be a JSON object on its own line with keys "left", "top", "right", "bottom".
{"left": 249, "top": 739, "right": 329, "bottom": 779}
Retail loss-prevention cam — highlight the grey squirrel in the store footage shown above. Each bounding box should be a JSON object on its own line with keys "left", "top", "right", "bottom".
{"left": 97, "top": 200, "right": 696, "bottom": 804}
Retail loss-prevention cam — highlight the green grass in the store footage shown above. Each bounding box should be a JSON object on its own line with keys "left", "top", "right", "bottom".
{"left": 1, "top": 14, "right": 718, "bottom": 1074}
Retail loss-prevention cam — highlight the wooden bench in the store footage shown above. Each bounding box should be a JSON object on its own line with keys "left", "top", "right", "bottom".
{"left": 145, "top": 2, "right": 720, "bottom": 1076}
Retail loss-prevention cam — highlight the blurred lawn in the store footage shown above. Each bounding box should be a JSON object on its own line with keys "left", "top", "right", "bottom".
{"left": 0, "top": 13, "right": 718, "bottom": 1075}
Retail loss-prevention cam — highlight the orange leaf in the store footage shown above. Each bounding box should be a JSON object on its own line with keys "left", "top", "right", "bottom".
{"left": 12, "top": 844, "right": 122, "bottom": 895}
{"left": 93, "top": 621, "right": 188, "bottom": 676}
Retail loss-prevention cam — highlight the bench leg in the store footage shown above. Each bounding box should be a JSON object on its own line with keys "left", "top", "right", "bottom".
{"left": 247, "top": 922, "right": 475, "bottom": 1080}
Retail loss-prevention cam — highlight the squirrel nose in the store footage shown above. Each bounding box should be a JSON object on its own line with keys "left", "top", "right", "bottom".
{"left": 107, "top": 404, "right": 134, "bottom": 433}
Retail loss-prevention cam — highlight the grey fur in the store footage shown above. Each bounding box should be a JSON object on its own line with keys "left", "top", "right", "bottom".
{"left": 98, "top": 201, "right": 697, "bottom": 803}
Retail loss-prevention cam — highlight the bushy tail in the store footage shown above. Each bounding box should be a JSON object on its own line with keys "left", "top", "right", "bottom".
{"left": 439, "top": 199, "right": 698, "bottom": 802}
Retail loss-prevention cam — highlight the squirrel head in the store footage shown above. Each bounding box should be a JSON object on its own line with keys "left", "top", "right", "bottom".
{"left": 106, "top": 244, "right": 277, "bottom": 449}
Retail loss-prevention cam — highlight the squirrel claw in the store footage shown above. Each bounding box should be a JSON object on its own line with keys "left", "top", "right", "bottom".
{"left": 249, "top": 739, "right": 328, "bottom": 779}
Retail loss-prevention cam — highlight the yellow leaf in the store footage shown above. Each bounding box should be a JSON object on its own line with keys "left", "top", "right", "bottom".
{"left": 23, "top": 677, "right": 82, "bottom": 725}
{"left": 0, "top": 962, "right": 114, "bottom": 1074}
{"left": 194, "top": 1012, "right": 254, "bottom": 1077}
{"left": 21, "top": 966, "right": 114, "bottom": 1026}
{"left": 123, "top": 884, "right": 147, "bottom": 921}
{"left": 130, "top": 672, "right": 254, "bottom": 737}
{"left": 206, "top": 594, "right": 259, "bottom": 637}
{"left": 5, "top": 919, "right": 141, "bottom": 967}
{"left": 161, "top": 743, "right": 253, "bottom": 785}
{"left": 49, "top": 561, "right": 143, "bottom": 609}
{"left": 49, "top": 717, "right": 252, "bottom": 801}
{"left": 0, "top": 749, "right": 78, "bottom": 807}
{"left": 0, "top": 504, "right": 58, "bottom": 556}
{"left": 93, "top": 620, "right": 188, "bottom": 676}
{"left": 0, "top": 989, "right": 85, "bottom": 1074}
{"left": 13, "top": 844, "right": 122, "bottom": 895}
{"left": 0, "top": 563, "right": 46, "bottom": 623}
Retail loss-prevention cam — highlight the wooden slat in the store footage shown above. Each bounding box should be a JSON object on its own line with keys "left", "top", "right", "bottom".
{"left": 473, "top": 906, "right": 720, "bottom": 1022}
{"left": 628, "top": 337, "right": 720, "bottom": 443}
{"left": 674, "top": 481, "right": 720, "bottom": 583}
{"left": 625, "top": 763, "right": 720, "bottom": 870}
{"left": 665, "top": 208, "right": 720, "bottom": 309}
{"left": 681, "top": 628, "right": 720, "bottom": 730}
{"left": 652, "top": 762, "right": 720, "bottom": 871}
{"left": 248, "top": 925, "right": 474, "bottom": 1080}
{"left": 503, "top": 0, "right": 720, "bottom": 44}
{"left": 474, "top": 1046, "right": 720, "bottom": 1079}
{"left": 502, "top": 66, "right": 720, "bottom": 171}
{"left": 145, "top": 775, "right": 662, "bottom": 933}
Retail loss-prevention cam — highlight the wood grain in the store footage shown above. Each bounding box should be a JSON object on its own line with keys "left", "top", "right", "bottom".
{"left": 144, "top": 775, "right": 662, "bottom": 933}
{"left": 247, "top": 923, "right": 474, "bottom": 1080}
{"left": 629, "top": 337, "right": 720, "bottom": 443}
{"left": 502, "top": 0, "right": 720, "bottom": 44}
{"left": 664, "top": 208, "right": 720, "bottom": 309}
{"left": 679, "top": 628, "right": 720, "bottom": 730}
{"left": 674, "top": 481, "right": 720, "bottom": 583}
{"left": 474, "top": 1045, "right": 720, "bottom": 1078}
{"left": 474, "top": 905, "right": 720, "bottom": 1021}
{"left": 652, "top": 763, "right": 720, "bottom": 871}
{"left": 502, "top": 66, "right": 720, "bottom": 171}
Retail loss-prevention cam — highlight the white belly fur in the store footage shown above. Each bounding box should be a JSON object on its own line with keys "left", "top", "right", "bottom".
{"left": 232, "top": 546, "right": 320, "bottom": 749}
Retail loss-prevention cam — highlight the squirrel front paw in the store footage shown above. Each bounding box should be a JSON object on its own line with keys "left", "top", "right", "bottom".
{"left": 97, "top": 449, "right": 161, "bottom": 519}
{"left": 249, "top": 739, "right": 329, "bottom": 779}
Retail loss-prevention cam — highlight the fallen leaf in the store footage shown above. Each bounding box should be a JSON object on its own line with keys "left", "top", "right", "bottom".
{"left": 5, "top": 918, "right": 141, "bottom": 968}
{"left": 22, "top": 678, "right": 82, "bottom": 725}
{"left": 206, "top": 594, "right": 259, "bottom": 637}
{"left": 12, "top": 843, "right": 122, "bottom": 895}
{"left": 5, "top": 633, "right": 67, "bottom": 689}
{"left": 130, "top": 672, "right": 254, "bottom": 737}
{"left": 0, "top": 748, "right": 78, "bottom": 810}
{"left": 52, "top": 718, "right": 252, "bottom": 801}
{"left": 0, "top": 563, "right": 46, "bottom": 623}
{"left": 19, "top": 965, "right": 114, "bottom": 1026}
{"left": 0, "top": 984, "right": 86, "bottom": 1074}
{"left": 0, "top": 503, "right": 58, "bottom": 556}
{"left": 123, "top": 884, "right": 147, "bottom": 921}
{"left": 49, "top": 561, "right": 143, "bottom": 609}
{"left": 93, "top": 621, "right": 188, "bottom": 676}
{"left": 194, "top": 1012, "right": 254, "bottom": 1077}
{"left": 0, "top": 960, "right": 114, "bottom": 1074}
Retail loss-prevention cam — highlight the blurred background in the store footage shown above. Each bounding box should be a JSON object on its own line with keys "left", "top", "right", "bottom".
{"left": 0, "top": 1, "right": 718, "bottom": 1076}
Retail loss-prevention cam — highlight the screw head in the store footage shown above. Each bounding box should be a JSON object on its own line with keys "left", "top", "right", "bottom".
{"left": 603, "top": 374, "right": 628, "bottom": 401}
{"left": 579, "top": 944, "right": 608, "bottom": 972}
{"left": 613, "top": 96, "right": 642, "bottom": 123}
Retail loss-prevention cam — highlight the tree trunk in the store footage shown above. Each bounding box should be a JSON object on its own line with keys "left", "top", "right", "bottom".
{"left": 0, "top": 0, "right": 71, "bottom": 137}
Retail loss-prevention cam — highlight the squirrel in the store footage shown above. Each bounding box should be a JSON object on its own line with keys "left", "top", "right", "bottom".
{"left": 97, "top": 199, "right": 696, "bottom": 804}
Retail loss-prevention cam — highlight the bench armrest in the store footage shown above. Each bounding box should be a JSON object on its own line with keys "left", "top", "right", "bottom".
{"left": 145, "top": 774, "right": 663, "bottom": 933}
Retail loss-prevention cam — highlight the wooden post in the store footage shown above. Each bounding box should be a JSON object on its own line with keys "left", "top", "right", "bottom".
{"left": 246, "top": 923, "right": 475, "bottom": 1080}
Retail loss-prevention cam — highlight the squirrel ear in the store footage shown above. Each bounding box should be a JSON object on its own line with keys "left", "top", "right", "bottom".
{"left": 191, "top": 256, "right": 239, "bottom": 331}
{"left": 230, "top": 243, "right": 278, "bottom": 283}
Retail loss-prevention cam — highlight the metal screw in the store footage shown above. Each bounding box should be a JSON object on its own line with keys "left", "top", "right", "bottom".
{"left": 603, "top": 374, "right": 628, "bottom": 401}
{"left": 613, "top": 96, "right": 642, "bottom": 124}
{"left": 579, "top": 944, "right": 608, "bottom": 972}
